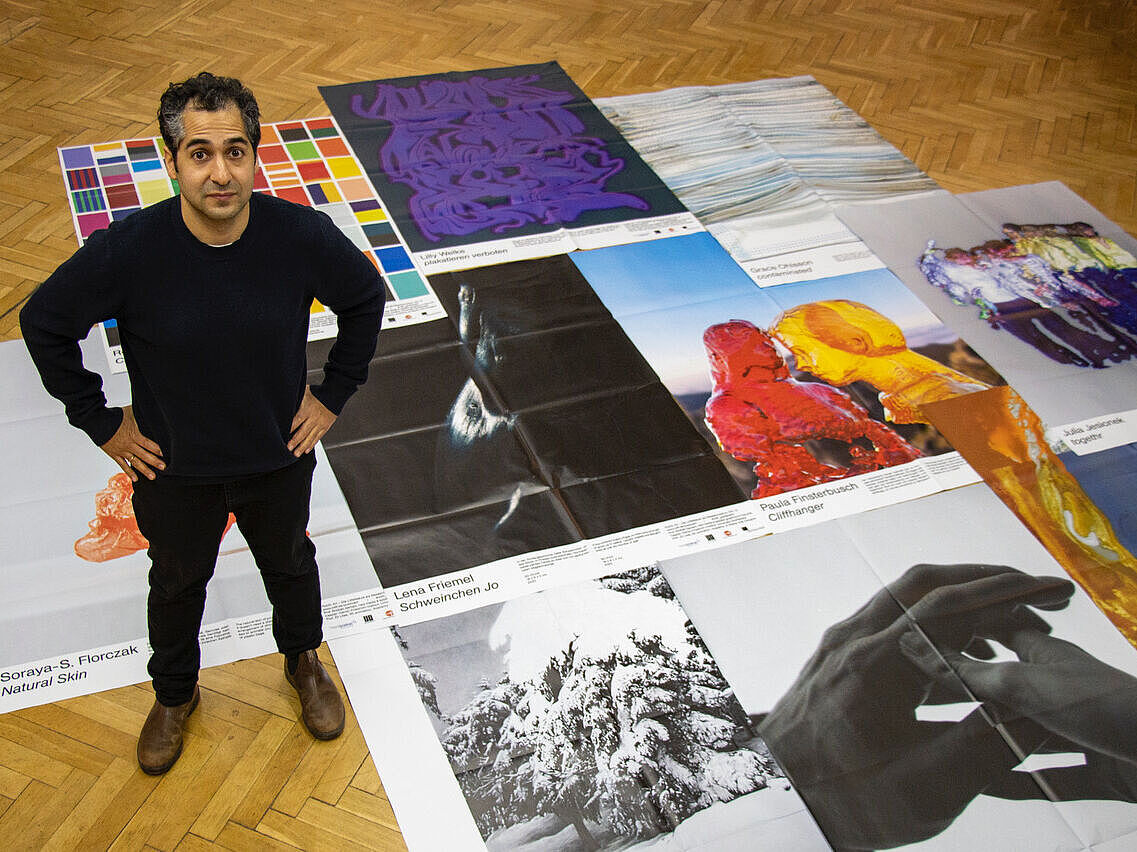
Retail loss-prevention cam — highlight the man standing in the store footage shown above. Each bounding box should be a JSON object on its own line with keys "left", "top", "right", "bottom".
{"left": 20, "top": 72, "right": 384, "bottom": 774}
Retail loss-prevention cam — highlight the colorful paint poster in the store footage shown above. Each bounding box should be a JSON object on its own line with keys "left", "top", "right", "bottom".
{"left": 662, "top": 483, "right": 1137, "bottom": 851}
{"left": 331, "top": 565, "right": 831, "bottom": 851}
{"left": 57, "top": 117, "right": 444, "bottom": 372}
{"left": 835, "top": 184, "right": 1137, "bottom": 427}
{"left": 319, "top": 63, "right": 701, "bottom": 273}
{"left": 595, "top": 77, "right": 942, "bottom": 285}
{"left": 570, "top": 233, "right": 989, "bottom": 500}
{"left": 923, "top": 386, "right": 1137, "bottom": 647}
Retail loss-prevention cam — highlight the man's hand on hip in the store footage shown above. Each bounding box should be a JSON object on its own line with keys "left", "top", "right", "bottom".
{"left": 100, "top": 405, "right": 165, "bottom": 481}
{"left": 288, "top": 386, "right": 336, "bottom": 456}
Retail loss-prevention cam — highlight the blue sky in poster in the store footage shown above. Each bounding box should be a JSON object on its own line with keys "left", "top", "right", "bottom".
{"left": 616, "top": 293, "right": 780, "bottom": 396}
{"left": 570, "top": 232, "right": 758, "bottom": 318}
{"left": 572, "top": 232, "right": 965, "bottom": 395}
{"left": 767, "top": 268, "right": 960, "bottom": 350}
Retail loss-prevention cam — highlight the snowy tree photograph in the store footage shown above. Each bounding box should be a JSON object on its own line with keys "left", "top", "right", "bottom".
{"left": 393, "top": 565, "right": 825, "bottom": 850}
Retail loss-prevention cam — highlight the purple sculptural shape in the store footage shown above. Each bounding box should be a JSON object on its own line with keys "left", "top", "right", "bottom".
{"left": 351, "top": 74, "right": 649, "bottom": 242}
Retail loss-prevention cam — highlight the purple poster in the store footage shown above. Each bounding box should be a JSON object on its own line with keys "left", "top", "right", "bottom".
{"left": 320, "top": 63, "right": 686, "bottom": 254}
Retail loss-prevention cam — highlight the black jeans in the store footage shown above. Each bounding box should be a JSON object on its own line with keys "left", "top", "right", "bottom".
{"left": 131, "top": 453, "right": 321, "bottom": 706}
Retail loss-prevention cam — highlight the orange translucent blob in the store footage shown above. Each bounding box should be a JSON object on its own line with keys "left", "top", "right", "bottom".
{"left": 75, "top": 474, "right": 237, "bottom": 563}
{"left": 925, "top": 386, "right": 1137, "bottom": 647}
{"left": 772, "top": 300, "right": 989, "bottom": 424}
{"left": 74, "top": 473, "right": 150, "bottom": 562}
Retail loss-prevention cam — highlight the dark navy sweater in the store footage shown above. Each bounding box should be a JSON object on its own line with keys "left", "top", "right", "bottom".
{"left": 21, "top": 192, "right": 384, "bottom": 477}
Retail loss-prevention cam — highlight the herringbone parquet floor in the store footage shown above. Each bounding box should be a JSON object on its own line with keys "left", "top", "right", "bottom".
{"left": 1, "top": 1, "right": 1135, "bottom": 848}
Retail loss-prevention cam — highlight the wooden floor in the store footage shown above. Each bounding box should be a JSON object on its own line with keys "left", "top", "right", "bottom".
{"left": 0, "top": 0, "right": 1135, "bottom": 848}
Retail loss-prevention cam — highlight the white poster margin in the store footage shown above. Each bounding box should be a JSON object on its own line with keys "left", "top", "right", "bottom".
{"left": 1046, "top": 408, "right": 1137, "bottom": 457}
{"left": 329, "top": 629, "right": 486, "bottom": 851}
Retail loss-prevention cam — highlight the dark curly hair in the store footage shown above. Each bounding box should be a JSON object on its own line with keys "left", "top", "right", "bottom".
{"left": 157, "top": 72, "right": 261, "bottom": 155}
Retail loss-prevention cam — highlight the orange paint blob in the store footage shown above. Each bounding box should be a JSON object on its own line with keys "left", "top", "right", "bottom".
{"left": 773, "top": 300, "right": 989, "bottom": 424}
{"left": 925, "top": 386, "right": 1137, "bottom": 647}
{"left": 75, "top": 474, "right": 237, "bottom": 563}
{"left": 703, "top": 319, "right": 921, "bottom": 498}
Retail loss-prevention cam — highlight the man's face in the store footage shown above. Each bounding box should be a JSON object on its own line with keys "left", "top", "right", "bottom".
{"left": 162, "top": 104, "right": 256, "bottom": 239}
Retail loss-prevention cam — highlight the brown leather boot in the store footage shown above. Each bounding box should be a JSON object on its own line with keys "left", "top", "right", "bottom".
{"left": 137, "top": 686, "right": 199, "bottom": 775}
{"left": 286, "top": 649, "right": 345, "bottom": 740}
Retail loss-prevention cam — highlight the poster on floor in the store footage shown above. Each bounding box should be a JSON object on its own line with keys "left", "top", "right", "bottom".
{"left": 315, "top": 254, "right": 746, "bottom": 591}
{"left": 661, "top": 482, "right": 1137, "bottom": 852}
{"left": 27, "top": 66, "right": 1136, "bottom": 852}
{"left": 922, "top": 385, "right": 1137, "bottom": 648}
{"left": 0, "top": 338, "right": 385, "bottom": 713}
{"left": 57, "top": 117, "right": 445, "bottom": 373}
{"left": 595, "top": 76, "right": 944, "bottom": 284}
{"left": 319, "top": 63, "right": 701, "bottom": 273}
{"left": 331, "top": 565, "right": 832, "bottom": 851}
{"left": 570, "top": 232, "right": 988, "bottom": 499}
{"left": 313, "top": 233, "right": 989, "bottom": 603}
{"left": 835, "top": 183, "right": 1137, "bottom": 427}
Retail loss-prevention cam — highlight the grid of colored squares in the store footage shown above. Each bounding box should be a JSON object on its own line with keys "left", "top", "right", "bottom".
{"left": 59, "top": 139, "right": 174, "bottom": 240}
{"left": 251, "top": 118, "right": 425, "bottom": 300}
{"left": 57, "top": 118, "right": 429, "bottom": 301}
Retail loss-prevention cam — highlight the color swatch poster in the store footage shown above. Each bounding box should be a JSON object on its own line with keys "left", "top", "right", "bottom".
{"left": 57, "top": 117, "right": 445, "bottom": 372}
